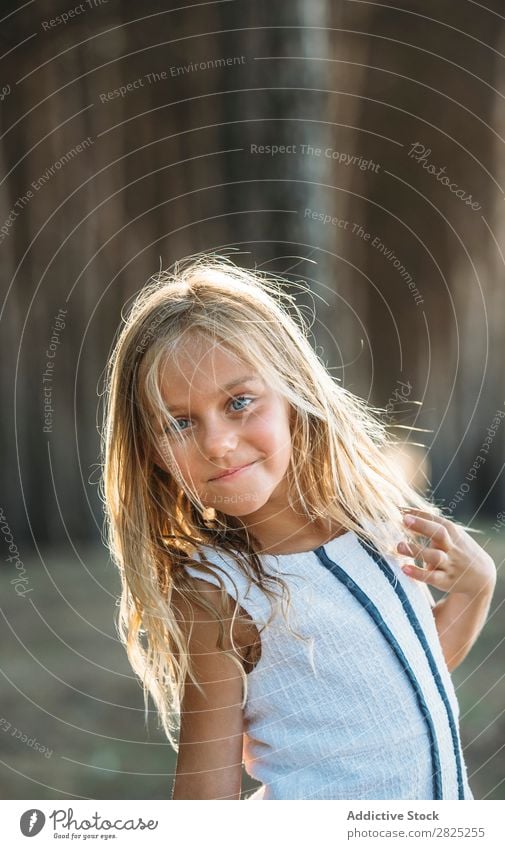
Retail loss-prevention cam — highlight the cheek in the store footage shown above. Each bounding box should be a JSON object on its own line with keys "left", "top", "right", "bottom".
{"left": 168, "top": 444, "right": 193, "bottom": 478}
{"left": 252, "top": 408, "right": 292, "bottom": 462}
{"left": 277, "top": 425, "right": 294, "bottom": 467}
{"left": 154, "top": 436, "right": 188, "bottom": 478}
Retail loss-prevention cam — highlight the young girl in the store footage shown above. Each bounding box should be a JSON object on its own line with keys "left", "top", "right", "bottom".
{"left": 101, "top": 251, "right": 496, "bottom": 800}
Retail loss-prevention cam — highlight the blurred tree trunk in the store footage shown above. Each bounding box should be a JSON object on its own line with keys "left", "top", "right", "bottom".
{"left": 1, "top": 0, "right": 504, "bottom": 546}
{"left": 348, "top": 0, "right": 505, "bottom": 515}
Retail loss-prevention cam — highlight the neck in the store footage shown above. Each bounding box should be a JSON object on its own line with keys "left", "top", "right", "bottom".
{"left": 245, "top": 509, "right": 345, "bottom": 556}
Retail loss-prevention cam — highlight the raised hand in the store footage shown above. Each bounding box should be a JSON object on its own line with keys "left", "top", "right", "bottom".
{"left": 397, "top": 509, "right": 496, "bottom": 597}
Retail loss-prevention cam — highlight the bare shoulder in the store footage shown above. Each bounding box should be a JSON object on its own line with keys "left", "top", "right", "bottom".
{"left": 172, "top": 574, "right": 262, "bottom": 673}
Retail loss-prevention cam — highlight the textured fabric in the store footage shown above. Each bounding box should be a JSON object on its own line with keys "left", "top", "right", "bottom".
{"left": 183, "top": 531, "right": 474, "bottom": 800}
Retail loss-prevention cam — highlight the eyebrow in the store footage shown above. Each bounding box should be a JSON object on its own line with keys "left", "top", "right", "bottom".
{"left": 163, "top": 374, "right": 261, "bottom": 414}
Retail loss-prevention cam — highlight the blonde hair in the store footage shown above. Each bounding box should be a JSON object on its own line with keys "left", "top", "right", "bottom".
{"left": 100, "top": 250, "right": 441, "bottom": 750}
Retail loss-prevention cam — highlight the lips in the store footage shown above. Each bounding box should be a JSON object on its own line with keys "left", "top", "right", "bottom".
{"left": 209, "top": 461, "right": 256, "bottom": 481}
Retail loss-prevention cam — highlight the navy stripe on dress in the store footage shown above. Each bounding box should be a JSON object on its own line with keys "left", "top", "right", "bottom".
{"left": 356, "top": 535, "right": 465, "bottom": 800}
{"left": 313, "top": 544, "right": 444, "bottom": 800}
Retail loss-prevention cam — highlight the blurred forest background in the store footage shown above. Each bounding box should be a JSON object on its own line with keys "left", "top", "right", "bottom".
{"left": 0, "top": 0, "right": 504, "bottom": 800}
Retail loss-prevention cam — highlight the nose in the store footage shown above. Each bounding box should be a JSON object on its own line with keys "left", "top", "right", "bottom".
{"left": 199, "top": 417, "right": 239, "bottom": 461}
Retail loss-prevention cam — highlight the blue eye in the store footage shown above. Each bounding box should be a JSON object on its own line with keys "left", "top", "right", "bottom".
{"left": 230, "top": 395, "right": 253, "bottom": 411}
{"left": 162, "top": 396, "right": 253, "bottom": 436}
{"left": 172, "top": 418, "right": 190, "bottom": 432}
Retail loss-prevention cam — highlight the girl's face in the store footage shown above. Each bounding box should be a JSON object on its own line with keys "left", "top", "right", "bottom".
{"left": 151, "top": 334, "right": 294, "bottom": 520}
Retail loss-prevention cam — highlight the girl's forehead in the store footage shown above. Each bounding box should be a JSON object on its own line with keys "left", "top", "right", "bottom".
{"left": 151, "top": 340, "right": 265, "bottom": 414}
{"left": 160, "top": 337, "right": 254, "bottom": 386}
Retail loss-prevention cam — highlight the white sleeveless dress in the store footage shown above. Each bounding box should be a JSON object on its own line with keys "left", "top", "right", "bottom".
{"left": 183, "top": 530, "right": 474, "bottom": 800}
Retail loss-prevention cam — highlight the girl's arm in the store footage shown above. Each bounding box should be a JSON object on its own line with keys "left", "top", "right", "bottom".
{"left": 171, "top": 580, "right": 247, "bottom": 800}
{"left": 431, "top": 586, "right": 495, "bottom": 672}
{"left": 398, "top": 510, "right": 497, "bottom": 673}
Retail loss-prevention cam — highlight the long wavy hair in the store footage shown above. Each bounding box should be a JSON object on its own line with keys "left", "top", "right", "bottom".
{"left": 100, "top": 250, "right": 441, "bottom": 750}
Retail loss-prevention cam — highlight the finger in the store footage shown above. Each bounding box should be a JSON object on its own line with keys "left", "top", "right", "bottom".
{"left": 402, "top": 513, "right": 452, "bottom": 550}
{"left": 401, "top": 563, "right": 447, "bottom": 589}
{"left": 397, "top": 541, "right": 448, "bottom": 569}
{"left": 400, "top": 507, "right": 455, "bottom": 532}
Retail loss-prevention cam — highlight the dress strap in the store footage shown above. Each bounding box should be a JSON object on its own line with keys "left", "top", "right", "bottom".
{"left": 356, "top": 535, "right": 465, "bottom": 799}
{"left": 314, "top": 541, "right": 445, "bottom": 799}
